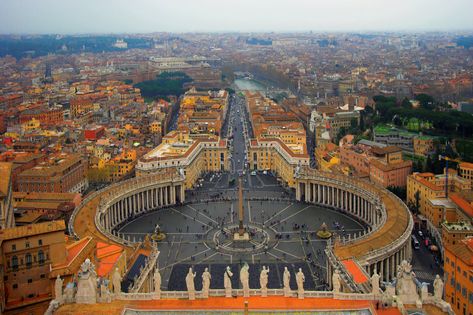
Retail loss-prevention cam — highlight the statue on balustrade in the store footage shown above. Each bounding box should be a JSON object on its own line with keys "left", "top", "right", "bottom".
{"left": 433, "top": 274, "right": 444, "bottom": 301}
{"left": 240, "top": 263, "right": 250, "bottom": 297}
{"left": 75, "top": 258, "right": 98, "bottom": 304}
{"left": 260, "top": 266, "right": 269, "bottom": 297}
{"left": 224, "top": 266, "right": 233, "bottom": 297}
{"left": 112, "top": 267, "right": 122, "bottom": 296}
{"left": 283, "top": 267, "right": 291, "bottom": 297}
{"left": 202, "top": 267, "right": 211, "bottom": 298}
{"left": 186, "top": 267, "right": 196, "bottom": 300}
{"left": 55, "top": 275, "right": 64, "bottom": 303}
{"left": 371, "top": 269, "right": 380, "bottom": 295}
{"left": 296, "top": 268, "right": 305, "bottom": 299}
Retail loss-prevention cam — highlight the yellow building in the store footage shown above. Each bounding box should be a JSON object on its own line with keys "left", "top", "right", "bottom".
{"left": 407, "top": 171, "right": 471, "bottom": 227}
{"left": 315, "top": 142, "right": 340, "bottom": 172}
{"left": 459, "top": 162, "right": 473, "bottom": 188}
{"left": 444, "top": 236, "right": 473, "bottom": 315}
{"left": 0, "top": 162, "right": 15, "bottom": 229}
{"left": 149, "top": 120, "right": 162, "bottom": 134}
{"left": 248, "top": 138, "right": 310, "bottom": 188}
{"left": 136, "top": 131, "right": 229, "bottom": 189}
{"left": 413, "top": 135, "right": 435, "bottom": 156}
{"left": 98, "top": 149, "right": 137, "bottom": 182}
{"left": 21, "top": 118, "right": 41, "bottom": 133}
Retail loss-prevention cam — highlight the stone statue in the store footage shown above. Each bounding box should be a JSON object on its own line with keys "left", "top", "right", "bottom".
{"left": 396, "top": 260, "right": 419, "bottom": 304}
{"left": 240, "top": 263, "right": 250, "bottom": 297}
{"left": 64, "top": 282, "right": 75, "bottom": 304}
{"left": 99, "top": 279, "right": 112, "bottom": 303}
{"left": 45, "top": 300, "right": 60, "bottom": 315}
{"left": 112, "top": 267, "right": 122, "bottom": 295}
{"left": 202, "top": 267, "right": 211, "bottom": 298}
{"left": 154, "top": 268, "right": 162, "bottom": 299}
{"left": 283, "top": 267, "right": 291, "bottom": 297}
{"left": 186, "top": 267, "right": 196, "bottom": 300}
{"left": 76, "top": 258, "right": 97, "bottom": 304}
{"left": 296, "top": 268, "right": 305, "bottom": 299}
{"left": 55, "top": 275, "right": 64, "bottom": 303}
{"left": 260, "top": 266, "right": 269, "bottom": 297}
{"left": 332, "top": 269, "right": 341, "bottom": 293}
{"left": 433, "top": 275, "right": 444, "bottom": 300}
{"left": 371, "top": 269, "right": 380, "bottom": 295}
{"left": 224, "top": 266, "right": 233, "bottom": 297}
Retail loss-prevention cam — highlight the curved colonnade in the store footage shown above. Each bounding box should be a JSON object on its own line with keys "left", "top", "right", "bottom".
{"left": 69, "top": 169, "right": 413, "bottom": 293}
{"left": 295, "top": 170, "right": 414, "bottom": 286}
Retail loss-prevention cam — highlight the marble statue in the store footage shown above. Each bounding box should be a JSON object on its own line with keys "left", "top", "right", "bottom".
{"left": 371, "top": 269, "right": 380, "bottom": 295}
{"left": 260, "top": 266, "right": 269, "bottom": 297}
{"left": 224, "top": 266, "right": 233, "bottom": 297}
{"left": 99, "top": 278, "right": 112, "bottom": 303}
{"left": 240, "top": 263, "right": 250, "bottom": 297}
{"left": 332, "top": 269, "right": 341, "bottom": 293}
{"left": 396, "top": 260, "right": 419, "bottom": 304}
{"left": 202, "top": 267, "right": 211, "bottom": 298}
{"left": 296, "top": 268, "right": 305, "bottom": 299}
{"left": 186, "top": 267, "right": 196, "bottom": 300}
{"left": 433, "top": 275, "right": 444, "bottom": 300}
{"left": 112, "top": 267, "right": 122, "bottom": 295}
{"left": 283, "top": 267, "right": 291, "bottom": 297}
{"left": 76, "top": 258, "right": 97, "bottom": 304}
{"left": 45, "top": 300, "right": 60, "bottom": 315}
{"left": 154, "top": 268, "right": 162, "bottom": 299}
{"left": 64, "top": 282, "right": 75, "bottom": 304}
{"left": 55, "top": 275, "right": 64, "bottom": 303}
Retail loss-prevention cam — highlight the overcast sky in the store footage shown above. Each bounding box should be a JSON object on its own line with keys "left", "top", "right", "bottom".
{"left": 1, "top": 0, "right": 473, "bottom": 34}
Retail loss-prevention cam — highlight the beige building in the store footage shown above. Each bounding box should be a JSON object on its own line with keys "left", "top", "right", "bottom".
{"left": 248, "top": 138, "right": 310, "bottom": 188}
{"left": 0, "top": 221, "right": 67, "bottom": 312}
{"left": 407, "top": 171, "right": 471, "bottom": 227}
{"left": 0, "top": 162, "right": 15, "bottom": 229}
{"left": 136, "top": 131, "right": 229, "bottom": 189}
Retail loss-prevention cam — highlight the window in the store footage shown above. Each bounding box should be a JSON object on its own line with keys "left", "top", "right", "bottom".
{"left": 40, "top": 274, "right": 45, "bottom": 279}
{"left": 12, "top": 244, "right": 16, "bottom": 251}
{"left": 26, "top": 253, "right": 32, "bottom": 268}
{"left": 38, "top": 239, "right": 42, "bottom": 246}
{"left": 28, "top": 278, "right": 32, "bottom": 284}
{"left": 25, "top": 241, "right": 30, "bottom": 249}
{"left": 38, "top": 250, "right": 45, "bottom": 265}
{"left": 13, "top": 284, "right": 18, "bottom": 289}
{"left": 11, "top": 256, "right": 18, "bottom": 271}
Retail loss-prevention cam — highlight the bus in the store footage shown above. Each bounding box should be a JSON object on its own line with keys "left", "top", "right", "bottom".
{"left": 412, "top": 235, "right": 420, "bottom": 250}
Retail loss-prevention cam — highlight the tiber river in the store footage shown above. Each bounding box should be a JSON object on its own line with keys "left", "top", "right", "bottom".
{"left": 234, "top": 78, "right": 267, "bottom": 91}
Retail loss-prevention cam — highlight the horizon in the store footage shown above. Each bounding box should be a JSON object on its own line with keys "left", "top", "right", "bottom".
{"left": 1, "top": 0, "right": 473, "bottom": 34}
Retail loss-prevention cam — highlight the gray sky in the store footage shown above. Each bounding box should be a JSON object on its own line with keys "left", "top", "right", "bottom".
{"left": 1, "top": 0, "right": 473, "bottom": 34}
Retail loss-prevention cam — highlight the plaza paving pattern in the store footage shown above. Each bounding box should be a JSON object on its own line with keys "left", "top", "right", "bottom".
{"left": 118, "top": 200, "right": 365, "bottom": 291}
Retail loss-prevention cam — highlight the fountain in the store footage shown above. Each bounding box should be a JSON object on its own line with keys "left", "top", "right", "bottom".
{"left": 151, "top": 224, "right": 166, "bottom": 241}
{"left": 316, "top": 222, "right": 332, "bottom": 239}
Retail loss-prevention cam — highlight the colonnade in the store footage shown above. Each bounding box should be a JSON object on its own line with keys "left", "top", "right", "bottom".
{"left": 300, "top": 181, "right": 380, "bottom": 227}
{"left": 295, "top": 175, "right": 413, "bottom": 285}
{"left": 99, "top": 183, "right": 184, "bottom": 234}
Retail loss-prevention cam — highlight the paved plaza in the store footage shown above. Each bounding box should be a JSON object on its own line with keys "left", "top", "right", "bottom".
{"left": 119, "top": 196, "right": 365, "bottom": 291}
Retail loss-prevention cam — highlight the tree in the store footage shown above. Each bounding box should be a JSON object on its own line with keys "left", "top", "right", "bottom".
{"left": 415, "top": 94, "right": 435, "bottom": 110}
{"left": 401, "top": 97, "right": 412, "bottom": 109}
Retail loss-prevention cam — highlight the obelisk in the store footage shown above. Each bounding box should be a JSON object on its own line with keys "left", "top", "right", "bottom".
{"left": 234, "top": 176, "right": 250, "bottom": 241}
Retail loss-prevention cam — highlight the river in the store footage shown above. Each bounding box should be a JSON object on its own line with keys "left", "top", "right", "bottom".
{"left": 234, "top": 78, "right": 267, "bottom": 91}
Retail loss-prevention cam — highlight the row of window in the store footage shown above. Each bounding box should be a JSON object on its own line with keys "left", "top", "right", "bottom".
{"left": 11, "top": 239, "right": 42, "bottom": 251}
{"left": 9, "top": 250, "right": 46, "bottom": 270}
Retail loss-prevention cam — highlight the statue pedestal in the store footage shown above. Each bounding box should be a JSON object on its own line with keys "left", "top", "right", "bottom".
{"left": 233, "top": 232, "right": 250, "bottom": 241}
{"left": 225, "top": 288, "right": 232, "bottom": 298}
{"left": 261, "top": 288, "right": 267, "bottom": 297}
{"left": 76, "top": 274, "right": 97, "bottom": 304}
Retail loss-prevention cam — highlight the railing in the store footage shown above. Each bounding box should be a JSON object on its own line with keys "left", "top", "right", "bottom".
{"left": 130, "top": 248, "right": 160, "bottom": 293}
